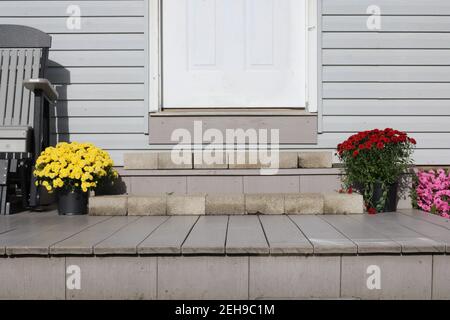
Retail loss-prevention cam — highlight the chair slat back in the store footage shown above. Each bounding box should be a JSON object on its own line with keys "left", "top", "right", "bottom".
{"left": 0, "top": 48, "right": 43, "bottom": 127}
{"left": 0, "top": 25, "right": 51, "bottom": 130}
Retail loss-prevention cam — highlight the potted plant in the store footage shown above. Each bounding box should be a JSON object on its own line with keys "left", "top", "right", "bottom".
{"left": 337, "top": 128, "right": 416, "bottom": 213}
{"left": 412, "top": 169, "right": 450, "bottom": 219}
{"left": 34, "top": 142, "right": 118, "bottom": 215}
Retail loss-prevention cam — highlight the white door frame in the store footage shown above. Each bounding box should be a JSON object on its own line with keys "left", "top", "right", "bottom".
{"left": 148, "top": 0, "right": 318, "bottom": 113}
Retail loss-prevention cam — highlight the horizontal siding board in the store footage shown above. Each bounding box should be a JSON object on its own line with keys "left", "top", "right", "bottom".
{"left": 0, "top": 1, "right": 145, "bottom": 17}
{"left": 0, "top": 17, "right": 145, "bottom": 33}
{"left": 323, "top": 49, "right": 450, "bottom": 65}
{"left": 323, "top": 100, "right": 450, "bottom": 116}
{"left": 322, "top": 0, "right": 450, "bottom": 15}
{"left": 48, "top": 67, "right": 145, "bottom": 84}
{"left": 323, "top": 116, "right": 450, "bottom": 132}
{"left": 324, "top": 66, "right": 450, "bottom": 82}
{"left": 51, "top": 34, "right": 145, "bottom": 50}
{"left": 55, "top": 84, "right": 145, "bottom": 100}
{"left": 50, "top": 117, "right": 144, "bottom": 134}
{"left": 323, "top": 16, "right": 450, "bottom": 32}
{"left": 323, "top": 33, "right": 450, "bottom": 49}
{"left": 51, "top": 101, "right": 144, "bottom": 117}
{"left": 53, "top": 133, "right": 149, "bottom": 149}
{"left": 324, "top": 83, "right": 450, "bottom": 99}
{"left": 48, "top": 51, "right": 144, "bottom": 67}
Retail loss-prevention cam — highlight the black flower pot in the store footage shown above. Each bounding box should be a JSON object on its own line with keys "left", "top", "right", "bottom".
{"left": 57, "top": 189, "right": 89, "bottom": 216}
{"left": 373, "top": 182, "right": 398, "bottom": 212}
{"left": 355, "top": 181, "right": 399, "bottom": 213}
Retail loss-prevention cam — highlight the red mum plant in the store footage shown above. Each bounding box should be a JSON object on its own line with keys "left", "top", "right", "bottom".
{"left": 337, "top": 128, "right": 416, "bottom": 213}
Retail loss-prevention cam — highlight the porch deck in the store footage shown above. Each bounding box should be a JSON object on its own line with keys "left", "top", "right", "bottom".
{"left": 1, "top": 210, "right": 449, "bottom": 256}
{"left": 0, "top": 210, "right": 449, "bottom": 299}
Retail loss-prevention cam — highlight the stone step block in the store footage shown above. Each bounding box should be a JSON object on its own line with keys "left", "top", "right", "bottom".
{"left": 284, "top": 193, "right": 324, "bottom": 214}
{"left": 167, "top": 194, "right": 206, "bottom": 215}
{"left": 206, "top": 194, "right": 246, "bottom": 215}
{"left": 88, "top": 192, "right": 365, "bottom": 216}
{"left": 298, "top": 152, "right": 333, "bottom": 169}
{"left": 124, "top": 151, "right": 334, "bottom": 170}
{"left": 193, "top": 151, "right": 228, "bottom": 169}
{"left": 158, "top": 152, "right": 193, "bottom": 169}
{"left": 245, "top": 194, "right": 285, "bottom": 215}
{"left": 278, "top": 152, "right": 299, "bottom": 169}
{"left": 323, "top": 193, "right": 364, "bottom": 214}
{"left": 123, "top": 153, "right": 158, "bottom": 170}
{"left": 89, "top": 195, "right": 128, "bottom": 216}
{"left": 127, "top": 195, "right": 167, "bottom": 216}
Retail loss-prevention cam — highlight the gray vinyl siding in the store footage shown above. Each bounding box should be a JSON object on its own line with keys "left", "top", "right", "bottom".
{"left": 2, "top": 0, "right": 450, "bottom": 165}
{"left": 321, "top": 0, "right": 450, "bottom": 165}
{"left": 0, "top": 0, "right": 148, "bottom": 166}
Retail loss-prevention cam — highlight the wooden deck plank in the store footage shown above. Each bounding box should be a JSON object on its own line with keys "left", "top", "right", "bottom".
{"left": 0, "top": 215, "right": 78, "bottom": 255}
{"left": 182, "top": 216, "right": 229, "bottom": 255}
{"left": 399, "top": 209, "right": 450, "bottom": 230}
{"left": 137, "top": 216, "right": 199, "bottom": 254}
{"left": 6, "top": 216, "right": 110, "bottom": 255}
{"left": 321, "top": 215, "right": 402, "bottom": 254}
{"left": 289, "top": 215, "right": 357, "bottom": 254}
{"left": 94, "top": 216, "right": 168, "bottom": 255}
{"left": 377, "top": 213, "right": 450, "bottom": 253}
{"left": 226, "top": 215, "right": 269, "bottom": 255}
{"left": 50, "top": 217, "right": 138, "bottom": 255}
{"left": 0, "top": 211, "right": 60, "bottom": 235}
{"left": 349, "top": 214, "right": 445, "bottom": 253}
{"left": 259, "top": 215, "right": 313, "bottom": 255}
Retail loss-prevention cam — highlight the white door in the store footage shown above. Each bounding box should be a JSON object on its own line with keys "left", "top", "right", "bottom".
{"left": 162, "top": 0, "right": 306, "bottom": 108}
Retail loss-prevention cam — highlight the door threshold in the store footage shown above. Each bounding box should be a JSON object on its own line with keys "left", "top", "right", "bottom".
{"left": 151, "top": 108, "right": 313, "bottom": 117}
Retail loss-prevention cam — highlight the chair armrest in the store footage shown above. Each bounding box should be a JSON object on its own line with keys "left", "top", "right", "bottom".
{"left": 23, "top": 78, "right": 59, "bottom": 102}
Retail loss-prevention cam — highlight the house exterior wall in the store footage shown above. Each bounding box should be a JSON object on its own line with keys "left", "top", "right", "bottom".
{"left": 1, "top": 0, "right": 450, "bottom": 166}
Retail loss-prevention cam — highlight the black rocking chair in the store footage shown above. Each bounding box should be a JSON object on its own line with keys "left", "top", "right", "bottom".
{"left": 0, "top": 25, "right": 58, "bottom": 214}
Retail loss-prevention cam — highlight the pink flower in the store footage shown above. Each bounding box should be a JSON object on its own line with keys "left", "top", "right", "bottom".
{"left": 415, "top": 169, "right": 450, "bottom": 219}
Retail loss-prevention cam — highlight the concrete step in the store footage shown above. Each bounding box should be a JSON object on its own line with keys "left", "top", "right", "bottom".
{"left": 148, "top": 109, "right": 317, "bottom": 145}
{"left": 89, "top": 193, "right": 364, "bottom": 216}
{"left": 123, "top": 151, "right": 333, "bottom": 170}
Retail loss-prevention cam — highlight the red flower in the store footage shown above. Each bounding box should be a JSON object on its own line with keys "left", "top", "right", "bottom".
{"left": 336, "top": 128, "right": 416, "bottom": 157}
{"left": 347, "top": 187, "right": 353, "bottom": 194}
{"left": 369, "top": 135, "right": 379, "bottom": 143}
{"left": 368, "top": 207, "right": 377, "bottom": 215}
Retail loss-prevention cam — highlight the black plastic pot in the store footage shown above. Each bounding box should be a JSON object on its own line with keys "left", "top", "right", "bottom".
{"left": 57, "top": 189, "right": 89, "bottom": 215}
{"left": 355, "top": 181, "right": 399, "bottom": 213}
{"left": 373, "top": 182, "right": 398, "bottom": 212}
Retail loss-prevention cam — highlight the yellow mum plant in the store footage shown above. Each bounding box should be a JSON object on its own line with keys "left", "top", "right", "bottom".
{"left": 34, "top": 142, "right": 118, "bottom": 193}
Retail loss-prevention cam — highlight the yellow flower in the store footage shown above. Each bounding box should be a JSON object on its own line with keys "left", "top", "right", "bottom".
{"left": 34, "top": 142, "right": 117, "bottom": 192}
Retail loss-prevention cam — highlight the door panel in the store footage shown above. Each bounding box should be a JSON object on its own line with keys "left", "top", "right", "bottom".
{"left": 162, "top": 0, "right": 306, "bottom": 108}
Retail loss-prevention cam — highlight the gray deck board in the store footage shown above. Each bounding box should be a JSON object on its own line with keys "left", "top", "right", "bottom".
{"left": 349, "top": 214, "right": 445, "bottom": 253}
{"left": 0, "top": 211, "right": 62, "bottom": 235}
{"left": 399, "top": 209, "right": 450, "bottom": 231}
{"left": 289, "top": 215, "right": 357, "bottom": 254}
{"left": 259, "top": 215, "right": 313, "bottom": 255}
{"left": 6, "top": 216, "right": 110, "bottom": 255}
{"left": 376, "top": 213, "right": 450, "bottom": 253}
{"left": 321, "top": 215, "right": 402, "bottom": 254}
{"left": 226, "top": 215, "right": 269, "bottom": 255}
{"left": 94, "top": 216, "right": 168, "bottom": 255}
{"left": 182, "top": 216, "right": 229, "bottom": 255}
{"left": 0, "top": 215, "right": 81, "bottom": 255}
{"left": 137, "top": 216, "right": 199, "bottom": 254}
{"left": 0, "top": 211, "right": 449, "bottom": 256}
{"left": 50, "top": 217, "right": 138, "bottom": 255}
